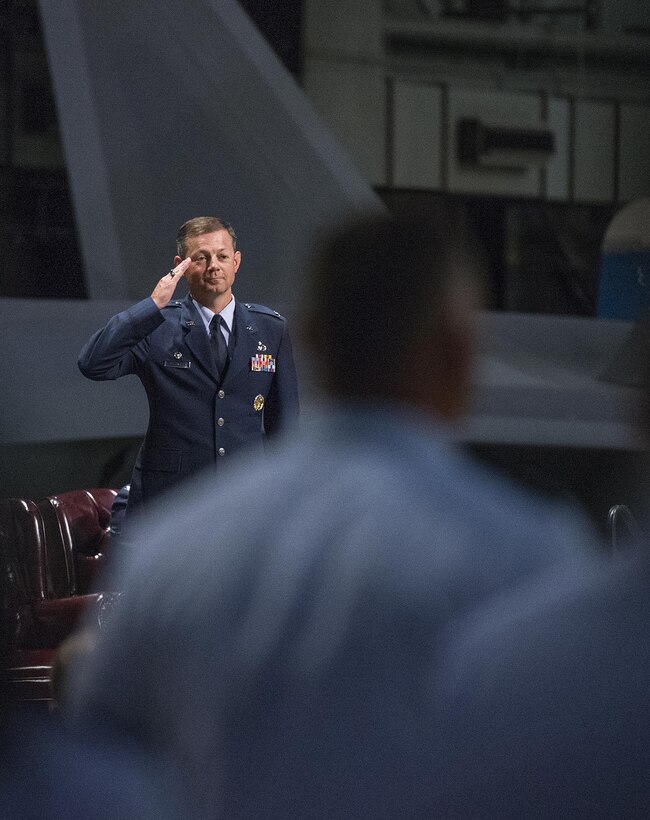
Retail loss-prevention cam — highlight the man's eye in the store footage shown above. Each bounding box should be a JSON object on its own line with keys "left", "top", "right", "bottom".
{"left": 194, "top": 255, "right": 207, "bottom": 263}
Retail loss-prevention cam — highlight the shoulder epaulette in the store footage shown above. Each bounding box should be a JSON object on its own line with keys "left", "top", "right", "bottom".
{"left": 165, "top": 300, "right": 183, "bottom": 308}
{"left": 242, "top": 302, "right": 284, "bottom": 320}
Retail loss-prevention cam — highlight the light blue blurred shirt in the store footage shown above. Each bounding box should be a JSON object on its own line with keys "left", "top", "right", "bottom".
{"left": 71, "top": 402, "right": 598, "bottom": 818}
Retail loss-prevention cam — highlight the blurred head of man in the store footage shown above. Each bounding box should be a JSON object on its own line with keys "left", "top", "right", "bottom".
{"left": 307, "top": 210, "right": 482, "bottom": 424}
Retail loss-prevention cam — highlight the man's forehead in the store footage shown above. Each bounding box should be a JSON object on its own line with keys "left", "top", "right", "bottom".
{"left": 186, "top": 230, "right": 234, "bottom": 250}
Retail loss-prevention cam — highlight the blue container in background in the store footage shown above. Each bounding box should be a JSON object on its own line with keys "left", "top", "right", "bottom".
{"left": 597, "top": 198, "right": 650, "bottom": 321}
{"left": 598, "top": 250, "right": 650, "bottom": 320}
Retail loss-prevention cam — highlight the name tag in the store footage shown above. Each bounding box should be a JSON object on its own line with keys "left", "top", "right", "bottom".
{"left": 250, "top": 354, "right": 275, "bottom": 373}
{"left": 163, "top": 360, "right": 191, "bottom": 369}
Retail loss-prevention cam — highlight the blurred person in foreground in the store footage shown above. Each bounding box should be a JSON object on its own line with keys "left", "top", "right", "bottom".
{"left": 0, "top": 713, "right": 184, "bottom": 819}
{"left": 430, "top": 323, "right": 650, "bottom": 816}
{"left": 68, "top": 212, "right": 597, "bottom": 818}
{"left": 0, "top": 644, "right": 182, "bottom": 819}
{"left": 0, "top": 627, "right": 182, "bottom": 816}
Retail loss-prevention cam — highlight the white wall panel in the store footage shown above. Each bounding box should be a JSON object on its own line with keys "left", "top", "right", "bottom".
{"left": 303, "top": 62, "right": 387, "bottom": 186}
{"left": 392, "top": 81, "right": 442, "bottom": 189}
{"left": 545, "top": 97, "right": 570, "bottom": 201}
{"left": 303, "top": 0, "right": 386, "bottom": 186}
{"left": 574, "top": 100, "right": 616, "bottom": 203}
{"left": 618, "top": 103, "right": 650, "bottom": 203}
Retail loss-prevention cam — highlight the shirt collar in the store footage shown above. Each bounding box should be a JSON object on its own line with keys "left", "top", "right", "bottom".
{"left": 192, "top": 295, "right": 236, "bottom": 334}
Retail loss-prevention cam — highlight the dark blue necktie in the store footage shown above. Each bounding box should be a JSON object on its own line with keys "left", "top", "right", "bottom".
{"left": 209, "top": 315, "right": 228, "bottom": 378}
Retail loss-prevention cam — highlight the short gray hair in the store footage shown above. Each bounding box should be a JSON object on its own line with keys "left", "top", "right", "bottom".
{"left": 176, "top": 216, "right": 237, "bottom": 257}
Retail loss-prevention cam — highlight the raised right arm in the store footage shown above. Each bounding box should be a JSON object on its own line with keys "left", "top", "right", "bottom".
{"left": 78, "top": 298, "right": 165, "bottom": 380}
{"left": 78, "top": 259, "right": 191, "bottom": 380}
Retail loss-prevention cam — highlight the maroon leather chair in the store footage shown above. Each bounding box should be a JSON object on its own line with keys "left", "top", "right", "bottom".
{"left": 0, "top": 491, "right": 120, "bottom": 704}
{"left": 0, "top": 498, "right": 48, "bottom": 651}
{"left": 37, "top": 488, "right": 118, "bottom": 595}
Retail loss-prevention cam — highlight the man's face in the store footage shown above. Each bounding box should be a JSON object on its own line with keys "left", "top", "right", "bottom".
{"left": 176, "top": 230, "right": 241, "bottom": 303}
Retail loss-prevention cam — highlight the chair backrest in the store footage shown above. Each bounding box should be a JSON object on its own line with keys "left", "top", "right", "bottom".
{"left": 0, "top": 499, "right": 49, "bottom": 602}
{"left": 0, "top": 498, "right": 50, "bottom": 649}
{"left": 607, "top": 503, "right": 643, "bottom": 552}
{"left": 38, "top": 489, "right": 117, "bottom": 595}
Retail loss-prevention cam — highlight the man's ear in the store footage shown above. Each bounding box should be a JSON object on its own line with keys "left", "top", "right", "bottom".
{"left": 173, "top": 255, "right": 182, "bottom": 267}
{"left": 233, "top": 250, "right": 242, "bottom": 274}
{"left": 402, "top": 317, "right": 474, "bottom": 424}
{"left": 434, "top": 319, "right": 474, "bottom": 422}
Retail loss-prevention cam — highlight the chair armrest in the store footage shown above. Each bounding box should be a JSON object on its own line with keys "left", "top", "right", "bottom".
{"left": 31, "top": 592, "right": 122, "bottom": 646}
{"left": 3, "top": 648, "right": 56, "bottom": 703}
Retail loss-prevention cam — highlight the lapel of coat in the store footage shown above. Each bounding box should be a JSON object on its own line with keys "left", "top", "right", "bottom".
{"left": 180, "top": 295, "right": 219, "bottom": 384}
{"left": 224, "top": 301, "right": 259, "bottom": 384}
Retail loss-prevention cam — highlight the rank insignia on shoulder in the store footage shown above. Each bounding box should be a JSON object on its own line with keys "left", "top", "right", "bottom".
{"left": 253, "top": 394, "right": 265, "bottom": 411}
{"left": 250, "top": 354, "right": 276, "bottom": 373}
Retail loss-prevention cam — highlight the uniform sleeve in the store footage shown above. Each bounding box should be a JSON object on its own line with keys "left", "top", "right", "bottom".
{"left": 78, "top": 297, "right": 165, "bottom": 380}
{"left": 263, "top": 319, "right": 299, "bottom": 436}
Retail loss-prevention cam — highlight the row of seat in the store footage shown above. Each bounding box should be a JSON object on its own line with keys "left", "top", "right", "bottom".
{"left": 0, "top": 488, "right": 120, "bottom": 704}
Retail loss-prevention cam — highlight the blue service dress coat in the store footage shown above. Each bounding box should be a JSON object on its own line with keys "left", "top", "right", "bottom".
{"left": 78, "top": 293, "right": 299, "bottom": 512}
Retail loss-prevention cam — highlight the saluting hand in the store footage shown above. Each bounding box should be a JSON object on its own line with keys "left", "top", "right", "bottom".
{"left": 151, "top": 257, "right": 192, "bottom": 309}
